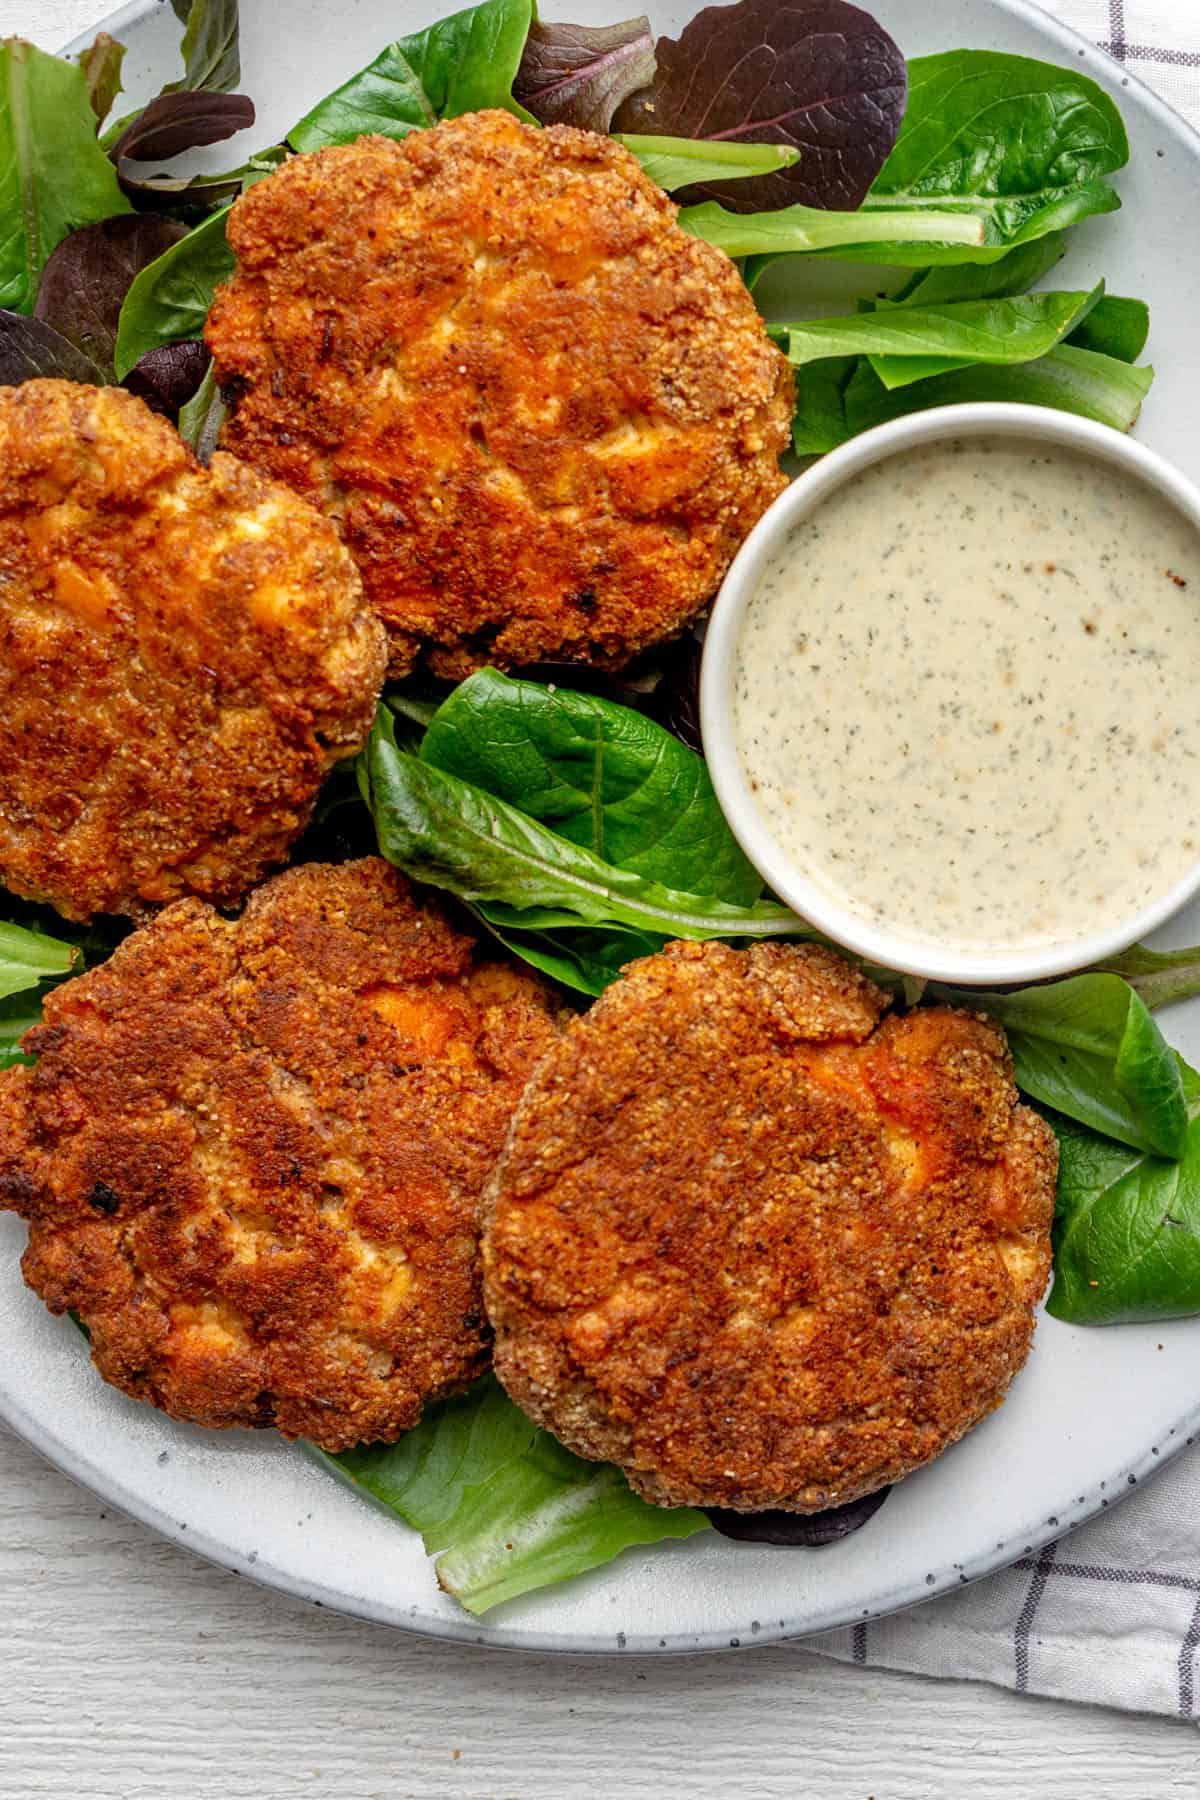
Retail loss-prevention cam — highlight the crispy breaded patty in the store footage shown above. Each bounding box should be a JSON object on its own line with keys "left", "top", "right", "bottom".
{"left": 0, "top": 859, "right": 564, "bottom": 1450}
{"left": 205, "top": 111, "right": 794, "bottom": 679}
{"left": 484, "top": 940, "right": 1058, "bottom": 1512}
{"left": 0, "top": 380, "right": 386, "bottom": 922}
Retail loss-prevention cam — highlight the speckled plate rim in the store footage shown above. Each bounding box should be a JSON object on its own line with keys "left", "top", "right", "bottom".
{"left": 6, "top": 0, "right": 1195, "bottom": 1654}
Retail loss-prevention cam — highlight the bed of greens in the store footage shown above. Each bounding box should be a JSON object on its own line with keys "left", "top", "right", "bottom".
{"left": 1, "top": 0, "right": 1196, "bottom": 1614}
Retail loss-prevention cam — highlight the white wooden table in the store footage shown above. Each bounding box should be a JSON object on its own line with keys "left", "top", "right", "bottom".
{"left": 5, "top": 3, "right": 1200, "bottom": 1794}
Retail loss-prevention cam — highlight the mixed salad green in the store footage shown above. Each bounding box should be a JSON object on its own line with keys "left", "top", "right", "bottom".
{"left": 0, "top": 0, "right": 1194, "bottom": 1610}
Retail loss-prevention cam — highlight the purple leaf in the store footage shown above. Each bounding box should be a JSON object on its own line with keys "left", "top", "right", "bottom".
{"left": 514, "top": 16, "right": 656, "bottom": 132}
{"left": 111, "top": 90, "right": 255, "bottom": 164}
{"left": 612, "top": 0, "right": 907, "bottom": 213}
{"left": 644, "top": 633, "right": 704, "bottom": 753}
{"left": 33, "top": 215, "right": 188, "bottom": 372}
{"left": 122, "top": 339, "right": 211, "bottom": 418}
{"left": 707, "top": 1485, "right": 892, "bottom": 1545}
{"left": 0, "top": 311, "right": 111, "bottom": 386}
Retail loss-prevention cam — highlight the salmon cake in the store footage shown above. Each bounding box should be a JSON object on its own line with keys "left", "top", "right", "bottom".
{"left": 484, "top": 940, "right": 1058, "bottom": 1512}
{"left": 205, "top": 110, "right": 794, "bottom": 679}
{"left": 0, "top": 380, "right": 386, "bottom": 922}
{"left": 0, "top": 859, "right": 564, "bottom": 1451}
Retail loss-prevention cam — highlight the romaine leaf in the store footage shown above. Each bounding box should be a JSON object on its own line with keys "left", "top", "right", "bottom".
{"left": 362, "top": 710, "right": 813, "bottom": 944}
{"left": 1085, "top": 943, "right": 1200, "bottom": 1013}
{"left": 841, "top": 344, "right": 1152, "bottom": 435}
{"left": 0, "top": 38, "right": 131, "bottom": 314}
{"left": 1048, "top": 1067, "right": 1200, "bottom": 1325}
{"left": 79, "top": 32, "right": 125, "bottom": 128}
{"left": 418, "top": 668, "right": 761, "bottom": 905}
{"left": 514, "top": 16, "right": 655, "bottom": 131}
{"left": 612, "top": 0, "right": 906, "bottom": 213}
{"left": 1065, "top": 295, "right": 1149, "bottom": 363}
{"left": 933, "top": 974, "right": 1188, "bottom": 1160}
{"left": 288, "top": 0, "right": 534, "bottom": 153}
{"left": 34, "top": 215, "right": 187, "bottom": 372}
{"left": 616, "top": 134, "right": 798, "bottom": 193}
{"left": 319, "top": 1377, "right": 708, "bottom": 1615}
{"left": 782, "top": 285, "right": 1103, "bottom": 389}
{"left": 680, "top": 198, "right": 986, "bottom": 257}
{"left": 113, "top": 207, "right": 232, "bottom": 378}
{"left": 0, "top": 920, "right": 77, "bottom": 1000}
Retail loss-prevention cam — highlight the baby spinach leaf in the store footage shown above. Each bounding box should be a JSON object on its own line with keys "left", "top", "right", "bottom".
{"left": 0, "top": 920, "right": 78, "bottom": 1001}
{"left": 317, "top": 1377, "right": 708, "bottom": 1615}
{"left": 363, "top": 710, "right": 813, "bottom": 944}
{"left": 514, "top": 15, "right": 654, "bottom": 131}
{"left": 782, "top": 284, "right": 1103, "bottom": 390}
{"left": 164, "top": 0, "right": 241, "bottom": 96}
{"left": 113, "top": 206, "right": 232, "bottom": 378}
{"left": 0, "top": 39, "right": 131, "bottom": 314}
{"left": 1065, "top": 295, "right": 1149, "bottom": 363}
{"left": 0, "top": 310, "right": 110, "bottom": 385}
{"left": 418, "top": 668, "right": 761, "bottom": 905}
{"left": 934, "top": 975, "right": 1188, "bottom": 1160}
{"left": 616, "top": 134, "right": 798, "bottom": 193}
{"left": 475, "top": 913, "right": 661, "bottom": 997}
{"left": 885, "top": 234, "right": 1067, "bottom": 306}
{"left": 858, "top": 50, "right": 1129, "bottom": 259}
{"left": 34, "top": 215, "right": 187, "bottom": 372}
{"left": 679, "top": 197, "right": 986, "bottom": 259}
{"left": 842, "top": 344, "right": 1152, "bottom": 436}
{"left": 288, "top": 0, "right": 534, "bottom": 153}
{"left": 790, "top": 356, "right": 858, "bottom": 455}
{"left": 0, "top": 988, "right": 45, "bottom": 1073}
{"left": 1048, "top": 1072, "right": 1200, "bottom": 1325}
{"left": 612, "top": 0, "right": 906, "bottom": 214}
{"left": 79, "top": 32, "right": 125, "bottom": 128}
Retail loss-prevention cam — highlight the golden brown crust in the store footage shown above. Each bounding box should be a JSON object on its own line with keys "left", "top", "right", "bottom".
{"left": 0, "top": 380, "right": 386, "bottom": 922}
{"left": 0, "top": 859, "right": 565, "bottom": 1450}
{"left": 483, "top": 940, "right": 1058, "bottom": 1512}
{"left": 205, "top": 111, "right": 794, "bottom": 679}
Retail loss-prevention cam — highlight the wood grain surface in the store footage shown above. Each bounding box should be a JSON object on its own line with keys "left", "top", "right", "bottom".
{"left": 3, "top": 2, "right": 1200, "bottom": 1794}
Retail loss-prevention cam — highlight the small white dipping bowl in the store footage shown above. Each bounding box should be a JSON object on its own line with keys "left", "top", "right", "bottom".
{"left": 700, "top": 401, "right": 1200, "bottom": 986}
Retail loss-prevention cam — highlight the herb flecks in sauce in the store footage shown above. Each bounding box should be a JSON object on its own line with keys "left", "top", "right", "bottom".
{"left": 733, "top": 436, "right": 1200, "bottom": 955}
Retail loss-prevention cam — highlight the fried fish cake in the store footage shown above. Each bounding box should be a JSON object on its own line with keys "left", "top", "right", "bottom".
{"left": 0, "top": 859, "right": 564, "bottom": 1451}
{"left": 484, "top": 940, "right": 1057, "bottom": 1512}
{"left": 205, "top": 111, "right": 794, "bottom": 679}
{"left": 0, "top": 380, "right": 386, "bottom": 922}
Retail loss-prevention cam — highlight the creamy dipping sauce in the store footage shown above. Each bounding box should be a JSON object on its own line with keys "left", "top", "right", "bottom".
{"left": 733, "top": 435, "right": 1200, "bottom": 954}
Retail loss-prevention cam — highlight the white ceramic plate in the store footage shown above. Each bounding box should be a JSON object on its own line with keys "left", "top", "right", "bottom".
{"left": 9, "top": 0, "right": 1200, "bottom": 1654}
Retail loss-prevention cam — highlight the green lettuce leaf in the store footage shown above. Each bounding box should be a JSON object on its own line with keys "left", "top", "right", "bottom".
{"left": 316, "top": 1377, "right": 708, "bottom": 1614}
{"left": 0, "top": 38, "right": 131, "bottom": 314}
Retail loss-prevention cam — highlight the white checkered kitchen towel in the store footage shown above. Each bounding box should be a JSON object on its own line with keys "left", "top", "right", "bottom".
{"left": 801, "top": 0, "right": 1200, "bottom": 1720}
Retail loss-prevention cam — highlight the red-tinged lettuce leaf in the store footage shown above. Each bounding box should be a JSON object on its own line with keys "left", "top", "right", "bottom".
{"left": 111, "top": 90, "right": 255, "bottom": 166}
{"left": 707, "top": 1487, "right": 891, "bottom": 1545}
{"left": 0, "top": 310, "right": 110, "bottom": 385}
{"left": 34, "top": 215, "right": 187, "bottom": 373}
{"left": 122, "top": 338, "right": 210, "bottom": 418}
{"left": 613, "top": 0, "right": 906, "bottom": 213}
{"left": 79, "top": 32, "right": 126, "bottom": 128}
{"left": 513, "top": 15, "right": 655, "bottom": 131}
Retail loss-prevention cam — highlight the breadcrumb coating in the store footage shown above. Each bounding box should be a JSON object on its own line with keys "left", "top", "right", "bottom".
{"left": 0, "top": 860, "right": 564, "bottom": 1450}
{"left": 0, "top": 381, "right": 386, "bottom": 922}
{"left": 205, "top": 110, "right": 794, "bottom": 678}
{"left": 484, "top": 940, "right": 1058, "bottom": 1512}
